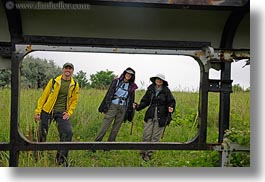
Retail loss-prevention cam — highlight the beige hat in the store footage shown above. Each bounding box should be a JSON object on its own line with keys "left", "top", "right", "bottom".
{"left": 150, "top": 73, "right": 168, "bottom": 86}
{"left": 125, "top": 68, "right": 135, "bottom": 75}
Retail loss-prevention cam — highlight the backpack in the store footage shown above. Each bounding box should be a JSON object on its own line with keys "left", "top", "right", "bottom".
{"left": 50, "top": 78, "right": 77, "bottom": 94}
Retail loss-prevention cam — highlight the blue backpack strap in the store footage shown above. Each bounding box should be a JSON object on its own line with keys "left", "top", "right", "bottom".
{"left": 115, "top": 79, "right": 121, "bottom": 92}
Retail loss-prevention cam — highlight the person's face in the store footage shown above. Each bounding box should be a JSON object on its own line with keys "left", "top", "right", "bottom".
{"left": 63, "top": 66, "right": 74, "bottom": 78}
{"left": 124, "top": 72, "right": 133, "bottom": 81}
{"left": 155, "top": 78, "right": 163, "bottom": 87}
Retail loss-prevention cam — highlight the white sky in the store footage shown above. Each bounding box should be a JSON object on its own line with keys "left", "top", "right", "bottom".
{"left": 29, "top": 51, "right": 250, "bottom": 91}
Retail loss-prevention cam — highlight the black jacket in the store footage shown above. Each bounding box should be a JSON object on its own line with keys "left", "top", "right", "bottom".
{"left": 136, "top": 83, "right": 176, "bottom": 127}
{"left": 98, "top": 68, "right": 138, "bottom": 122}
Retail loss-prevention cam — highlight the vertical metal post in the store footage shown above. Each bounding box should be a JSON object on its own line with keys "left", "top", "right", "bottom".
{"left": 9, "top": 51, "right": 21, "bottom": 167}
{"left": 221, "top": 144, "right": 231, "bottom": 167}
{"left": 218, "top": 62, "right": 231, "bottom": 142}
{"left": 218, "top": 62, "right": 232, "bottom": 166}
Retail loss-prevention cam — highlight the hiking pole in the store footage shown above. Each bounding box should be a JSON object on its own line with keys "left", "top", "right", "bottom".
{"left": 130, "top": 121, "right": 134, "bottom": 135}
{"left": 130, "top": 102, "right": 138, "bottom": 135}
{"left": 161, "top": 112, "right": 172, "bottom": 139}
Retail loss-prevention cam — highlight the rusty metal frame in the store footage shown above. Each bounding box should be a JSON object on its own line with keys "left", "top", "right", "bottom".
{"left": 0, "top": 0, "right": 250, "bottom": 167}
{"left": 1, "top": 39, "right": 249, "bottom": 167}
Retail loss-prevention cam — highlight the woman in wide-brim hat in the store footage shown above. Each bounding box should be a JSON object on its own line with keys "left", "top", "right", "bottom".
{"left": 150, "top": 73, "right": 168, "bottom": 86}
{"left": 134, "top": 73, "right": 176, "bottom": 161}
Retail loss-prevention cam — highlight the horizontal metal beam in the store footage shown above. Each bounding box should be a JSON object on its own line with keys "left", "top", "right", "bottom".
{"left": 208, "top": 79, "right": 233, "bottom": 92}
{"left": 13, "top": 141, "right": 220, "bottom": 151}
{"left": 0, "top": 143, "right": 10, "bottom": 150}
{"left": 0, "top": 42, "right": 12, "bottom": 68}
{"left": 0, "top": 42, "right": 11, "bottom": 57}
{"left": 23, "top": 35, "right": 210, "bottom": 49}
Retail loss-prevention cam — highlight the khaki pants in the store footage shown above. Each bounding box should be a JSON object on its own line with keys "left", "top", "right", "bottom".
{"left": 140, "top": 118, "right": 165, "bottom": 157}
{"left": 95, "top": 103, "right": 126, "bottom": 142}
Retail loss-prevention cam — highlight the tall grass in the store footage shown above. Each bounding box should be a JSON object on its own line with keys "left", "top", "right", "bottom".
{"left": 0, "top": 89, "right": 10, "bottom": 142}
{"left": 0, "top": 89, "right": 250, "bottom": 167}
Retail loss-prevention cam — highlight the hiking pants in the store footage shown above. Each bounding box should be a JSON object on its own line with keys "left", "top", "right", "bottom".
{"left": 38, "top": 110, "right": 73, "bottom": 163}
{"left": 95, "top": 103, "right": 126, "bottom": 142}
{"left": 140, "top": 118, "right": 165, "bottom": 157}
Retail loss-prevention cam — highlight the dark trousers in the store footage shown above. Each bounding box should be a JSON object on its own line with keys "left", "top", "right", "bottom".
{"left": 38, "top": 110, "right": 73, "bottom": 164}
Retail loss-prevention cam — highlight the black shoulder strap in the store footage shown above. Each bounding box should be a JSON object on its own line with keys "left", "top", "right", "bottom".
{"left": 73, "top": 79, "right": 77, "bottom": 91}
{"left": 51, "top": 77, "right": 77, "bottom": 94}
{"left": 50, "top": 78, "right": 56, "bottom": 93}
{"left": 70, "top": 79, "right": 77, "bottom": 97}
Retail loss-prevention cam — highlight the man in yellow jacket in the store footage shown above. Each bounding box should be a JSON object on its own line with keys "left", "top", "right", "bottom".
{"left": 34, "top": 62, "right": 79, "bottom": 167}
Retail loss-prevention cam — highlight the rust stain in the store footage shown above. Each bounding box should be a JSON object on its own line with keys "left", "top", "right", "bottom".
{"left": 195, "top": 51, "right": 205, "bottom": 57}
{"left": 26, "top": 45, "right": 32, "bottom": 52}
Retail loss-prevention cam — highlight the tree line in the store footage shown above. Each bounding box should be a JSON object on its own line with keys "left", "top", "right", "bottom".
{"left": 0, "top": 55, "right": 249, "bottom": 92}
{"left": 0, "top": 56, "right": 116, "bottom": 89}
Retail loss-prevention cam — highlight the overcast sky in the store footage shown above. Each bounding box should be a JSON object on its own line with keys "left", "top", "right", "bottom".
{"left": 29, "top": 51, "right": 250, "bottom": 91}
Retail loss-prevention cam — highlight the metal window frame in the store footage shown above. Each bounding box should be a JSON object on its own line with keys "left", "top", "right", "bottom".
{"left": 0, "top": 0, "right": 250, "bottom": 167}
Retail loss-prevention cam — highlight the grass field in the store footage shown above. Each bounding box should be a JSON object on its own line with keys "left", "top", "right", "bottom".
{"left": 0, "top": 89, "right": 250, "bottom": 167}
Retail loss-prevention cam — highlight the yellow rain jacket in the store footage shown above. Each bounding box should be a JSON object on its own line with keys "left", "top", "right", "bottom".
{"left": 35, "top": 75, "right": 79, "bottom": 116}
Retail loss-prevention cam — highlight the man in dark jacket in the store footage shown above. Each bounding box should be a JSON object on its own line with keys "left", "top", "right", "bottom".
{"left": 95, "top": 67, "right": 138, "bottom": 143}
{"left": 134, "top": 73, "right": 176, "bottom": 161}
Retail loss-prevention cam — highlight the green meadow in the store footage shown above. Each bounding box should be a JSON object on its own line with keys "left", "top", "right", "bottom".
{"left": 0, "top": 89, "right": 250, "bottom": 167}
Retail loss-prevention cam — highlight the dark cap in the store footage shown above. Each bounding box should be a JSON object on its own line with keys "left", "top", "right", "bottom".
{"left": 63, "top": 62, "right": 74, "bottom": 69}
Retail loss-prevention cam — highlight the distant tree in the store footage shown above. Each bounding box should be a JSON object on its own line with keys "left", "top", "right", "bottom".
{"left": 90, "top": 70, "right": 116, "bottom": 89}
{"left": 21, "top": 55, "right": 61, "bottom": 88}
{"left": 232, "top": 84, "right": 244, "bottom": 92}
{"left": 73, "top": 70, "right": 89, "bottom": 89}
{"left": 245, "top": 87, "right": 250, "bottom": 92}
{"left": 0, "top": 69, "right": 11, "bottom": 87}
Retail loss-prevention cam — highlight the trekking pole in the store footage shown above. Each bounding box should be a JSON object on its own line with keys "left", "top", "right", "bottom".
{"left": 161, "top": 112, "right": 172, "bottom": 139}
{"left": 130, "top": 121, "right": 134, "bottom": 135}
{"left": 130, "top": 102, "right": 138, "bottom": 135}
